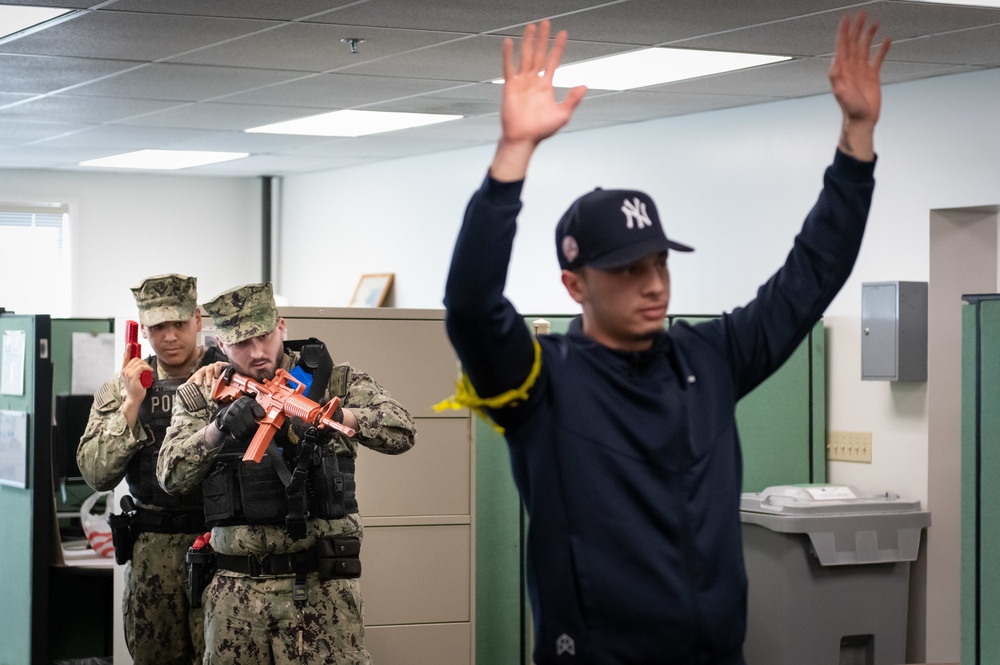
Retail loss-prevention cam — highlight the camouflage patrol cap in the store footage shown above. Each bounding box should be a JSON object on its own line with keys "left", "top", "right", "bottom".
{"left": 203, "top": 282, "right": 279, "bottom": 345}
{"left": 130, "top": 274, "right": 198, "bottom": 327}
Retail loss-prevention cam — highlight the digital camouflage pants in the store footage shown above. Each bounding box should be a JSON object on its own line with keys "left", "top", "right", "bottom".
{"left": 123, "top": 531, "right": 205, "bottom": 665}
{"left": 203, "top": 570, "right": 372, "bottom": 664}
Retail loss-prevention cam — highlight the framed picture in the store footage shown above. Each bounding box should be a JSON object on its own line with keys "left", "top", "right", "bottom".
{"left": 349, "top": 273, "right": 394, "bottom": 307}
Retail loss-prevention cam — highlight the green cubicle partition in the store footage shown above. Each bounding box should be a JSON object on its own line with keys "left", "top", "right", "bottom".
{"left": 49, "top": 318, "right": 116, "bottom": 663}
{"left": 475, "top": 317, "right": 566, "bottom": 665}
{"left": 962, "top": 294, "right": 1000, "bottom": 665}
{"left": 734, "top": 318, "right": 826, "bottom": 492}
{"left": 0, "top": 313, "right": 53, "bottom": 665}
{"left": 475, "top": 315, "right": 826, "bottom": 665}
{"left": 0, "top": 316, "right": 116, "bottom": 665}
{"left": 51, "top": 318, "right": 114, "bottom": 515}
{"left": 476, "top": 415, "right": 530, "bottom": 665}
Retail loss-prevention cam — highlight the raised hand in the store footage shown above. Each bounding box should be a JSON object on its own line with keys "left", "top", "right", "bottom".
{"left": 121, "top": 356, "right": 153, "bottom": 403}
{"left": 187, "top": 360, "right": 229, "bottom": 387}
{"left": 490, "top": 20, "right": 587, "bottom": 181}
{"left": 828, "top": 13, "right": 891, "bottom": 160}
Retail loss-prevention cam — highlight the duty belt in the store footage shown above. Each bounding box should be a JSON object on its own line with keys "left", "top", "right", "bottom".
{"left": 130, "top": 505, "right": 205, "bottom": 534}
{"left": 214, "top": 536, "right": 361, "bottom": 580}
{"left": 108, "top": 500, "right": 206, "bottom": 565}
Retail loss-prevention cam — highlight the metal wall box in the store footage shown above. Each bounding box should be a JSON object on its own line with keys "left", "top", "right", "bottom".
{"left": 861, "top": 281, "right": 928, "bottom": 381}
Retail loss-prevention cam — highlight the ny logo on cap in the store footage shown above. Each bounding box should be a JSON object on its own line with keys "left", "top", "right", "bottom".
{"left": 621, "top": 197, "right": 652, "bottom": 230}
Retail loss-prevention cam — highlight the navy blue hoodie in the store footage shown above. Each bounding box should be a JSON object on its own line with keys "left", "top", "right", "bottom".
{"left": 444, "top": 150, "right": 875, "bottom": 665}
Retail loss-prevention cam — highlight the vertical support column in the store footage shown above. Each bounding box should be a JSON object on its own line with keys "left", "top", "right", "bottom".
{"left": 926, "top": 206, "right": 999, "bottom": 662}
{"left": 262, "top": 176, "right": 273, "bottom": 284}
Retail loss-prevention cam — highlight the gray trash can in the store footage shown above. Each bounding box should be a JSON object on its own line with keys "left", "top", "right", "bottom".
{"left": 740, "top": 484, "right": 930, "bottom": 665}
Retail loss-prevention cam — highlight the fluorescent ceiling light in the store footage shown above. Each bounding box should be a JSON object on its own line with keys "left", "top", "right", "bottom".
{"left": 79, "top": 150, "right": 249, "bottom": 170}
{"left": 0, "top": 5, "right": 75, "bottom": 40}
{"left": 906, "top": 0, "right": 1000, "bottom": 6}
{"left": 493, "top": 48, "right": 790, "bottom": 91}
{"left": 554, "top": 48, "right": 791, "bottom": 90}
{"left": 246, "top": 109, "right": 463, "bottom": 137}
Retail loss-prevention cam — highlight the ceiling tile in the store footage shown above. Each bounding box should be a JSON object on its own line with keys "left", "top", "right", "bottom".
{"left": 288, "top": 133, "right": 481, "bottom": 159}
{"left": 366, "top": 95, "right": 499, "bottom": 117}
{"left": 652, "top": 58, "right": 832, "bottom": 97}
{"left": 0, "top": 94, "right": 183, "bottom": 124}
{"left": 168, "top": 130, "right": 332, "bottom": 153}
{"left": 862, "top": 1, "right": 1000, "bottom": 43}
{"left": 888, "top": 24, "right": 1000, "bottom": 67}
{"left": 0, "top": 119, "right": 94, "bottom": 144}
{"left": 675, "top": 2, "right": 1000, "bottom": 58}
{"left": 0, "top": 0, "right": 96, "bottom": 8}
{"left": 307, "top": 0, "right": 613, "bottom": 33}
{"left": 113, "top": 101, "right": 331, "bottom": 131}
{"left": 519, "top": 0, "right": 861, "bottom": 45}
{"left": 31, "top": 123, "right": 219, "bottom": 149}
{"left": 189, "top": 152, "right": 385, "bottom": 176}
{"left": 0, "top": 54, "right": 141, "bottom": 95}
{"left": 68, "top": 63, "right": 309, "bottom": 102}
{"left": 0, "top": 92, "right": 35, "bottom": 106}
{"left": 651, "top": 56, "right": 974, "bottom": 102}
{"left": 168, "top": 22, "right": 466, "bottom": 72}
{"left": 107, "top": 0, "right": 360, "bottom": 21}
{"left": 569, "top": 89, "right": 777, "bottom": 124}
{"left": 415, "top": 82, "right": 503, "bottom": 103}
{"left": 0, "top": 145, "right": 113, "bottom": 168}
{"left": 389, "top": 115, "right": 500, "bottom": 142}
{"left": 343, "top": 34, "right": 632, "bottom": 82}
{"left": 0, "top": 10, "right": 278, "bottom": 60}
{"left": 218, "top": 73, "right": 463, "bottom": 108}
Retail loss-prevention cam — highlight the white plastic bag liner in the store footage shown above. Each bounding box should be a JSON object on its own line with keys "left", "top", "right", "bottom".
{"left": 80, "top": 490, "right": 115, "bottom": 557}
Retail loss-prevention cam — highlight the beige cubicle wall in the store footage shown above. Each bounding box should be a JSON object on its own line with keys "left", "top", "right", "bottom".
{"left": 281, "top": 307, "right": 473, "bottom": 665}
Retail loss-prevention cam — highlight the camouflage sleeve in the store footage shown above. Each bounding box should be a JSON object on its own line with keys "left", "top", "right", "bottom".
{"left": 342, "top": 365, "right": 416, "bottom": 455}
{"left": 157, "top": 381, "right": 223, "bottom": 495}
{"left": 76, "top": 374, "right": 151, "bottom": 491}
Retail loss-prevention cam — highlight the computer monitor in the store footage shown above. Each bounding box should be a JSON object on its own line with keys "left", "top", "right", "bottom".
{"left": 53, "top": 393, "right": 94, "bottom": 484}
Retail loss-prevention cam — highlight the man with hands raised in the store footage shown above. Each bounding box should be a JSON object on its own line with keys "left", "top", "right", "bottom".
{"left": 442, "top": 15, "right": 890, "bottom": 665}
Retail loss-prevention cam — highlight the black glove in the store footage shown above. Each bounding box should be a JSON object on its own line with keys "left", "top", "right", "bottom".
{"left": 213, "top": 396, "right": 265, "bottom": 441}
{"left": 288, "top": 417, "right": 332, "bottom": 447}
{"left": 321, "top": 397, "right": 344, "bottom": 424}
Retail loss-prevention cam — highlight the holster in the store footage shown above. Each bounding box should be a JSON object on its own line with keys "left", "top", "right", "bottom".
{"left": 107, "top": 512, "right": 135, "bottom": 565}
{"left": 186, "top": 548, "right": 217, "bottom": 609}
{"left": 107, "top": 500, "right": 206, "bottom": 565}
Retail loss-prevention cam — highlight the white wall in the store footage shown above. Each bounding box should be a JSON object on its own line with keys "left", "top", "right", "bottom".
{"left": 0, "top": 170, "right": 263, "bottom": 321}
{"left": 280, "top": 67, "right": 1000, "bottom": 315}
{"left": 280, "top": 66, "right": 1000, "bottom": 661}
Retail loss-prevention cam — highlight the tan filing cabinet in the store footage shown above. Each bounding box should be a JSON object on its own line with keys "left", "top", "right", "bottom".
{"left": 281, "top": 307, "right": 472, "bottom": 665}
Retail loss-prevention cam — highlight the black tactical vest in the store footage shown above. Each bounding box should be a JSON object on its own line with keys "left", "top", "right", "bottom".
{"left": 125, "top": 345, "right": 228, "bottom": 510}
{"left": 201, "top": 339, "right": 357, "bottom": 529}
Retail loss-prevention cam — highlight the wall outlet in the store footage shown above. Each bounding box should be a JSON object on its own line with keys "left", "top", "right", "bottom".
{"left": 827, "top": 431, "right": 873, "bottom": 463}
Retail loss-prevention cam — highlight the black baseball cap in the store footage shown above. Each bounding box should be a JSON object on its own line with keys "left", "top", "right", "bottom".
{"left": 555, "top": 188, "right": 694, "bottom": 271}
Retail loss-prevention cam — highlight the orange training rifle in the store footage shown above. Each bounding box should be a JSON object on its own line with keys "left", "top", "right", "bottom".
{"left": 212, "top": 367, "right": 356, "bottom": 463}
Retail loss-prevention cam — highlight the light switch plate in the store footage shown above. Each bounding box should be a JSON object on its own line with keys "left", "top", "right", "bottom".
{"left": 827, "top": 431, "right": 872, "bottom": 463}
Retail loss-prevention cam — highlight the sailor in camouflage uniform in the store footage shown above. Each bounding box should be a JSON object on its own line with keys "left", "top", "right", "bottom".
{"left": 158, "top": 282, "right": 415, "bottom": 665}
{"left": 77, "top": 273, "right": 227, "bottom": 665}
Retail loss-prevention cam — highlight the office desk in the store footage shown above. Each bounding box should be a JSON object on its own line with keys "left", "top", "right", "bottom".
{"left": 50, "top": 544, "right": 115, "bottom": 660}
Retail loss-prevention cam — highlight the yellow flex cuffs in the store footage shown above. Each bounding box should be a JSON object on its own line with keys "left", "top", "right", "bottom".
{"left": 432, "top": 338, "right": 543, "bottom": 433}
